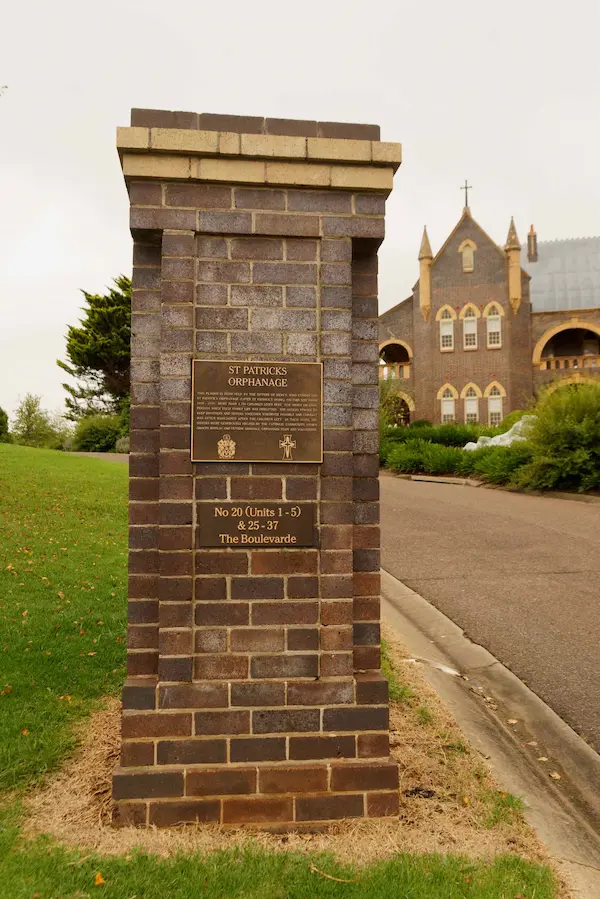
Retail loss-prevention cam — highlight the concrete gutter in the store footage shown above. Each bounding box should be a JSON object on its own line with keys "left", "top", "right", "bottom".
{"left": 381, "top": 568, "right": 600, "bottom": 898}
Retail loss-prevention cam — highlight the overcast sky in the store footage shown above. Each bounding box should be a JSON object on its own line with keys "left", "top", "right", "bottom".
{"left": 1, "top": 0, "right": 599, "bottom": 418}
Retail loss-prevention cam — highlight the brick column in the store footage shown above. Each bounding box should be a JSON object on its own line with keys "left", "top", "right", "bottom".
{"left": 113, "top": 110, "right": 402, "bottom": 828}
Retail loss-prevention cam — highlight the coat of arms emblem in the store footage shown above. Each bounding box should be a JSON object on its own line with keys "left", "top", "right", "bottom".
{"left": 217, "top": 434, "right": 236, "bottom": 459}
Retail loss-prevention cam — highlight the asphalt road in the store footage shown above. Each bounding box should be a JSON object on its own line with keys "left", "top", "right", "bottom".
{"left": 380, "top": 475, "right": 600, "bottom": 752}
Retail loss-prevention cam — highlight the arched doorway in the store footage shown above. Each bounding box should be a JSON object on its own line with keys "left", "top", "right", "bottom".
{"left": 379, "top": 341, "right": 412, "bottom": 380}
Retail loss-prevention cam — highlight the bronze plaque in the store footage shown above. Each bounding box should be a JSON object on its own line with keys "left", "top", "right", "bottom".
{"left": 197, "top": 502, "right": 317, "bottom": 547}
{"left": 191, "top": 360, "right": 323, "bottom": 463}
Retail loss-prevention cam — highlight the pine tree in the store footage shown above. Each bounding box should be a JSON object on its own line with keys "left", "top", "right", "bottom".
{"left": 58, "top": 275, "right": 131, "bottom": 419}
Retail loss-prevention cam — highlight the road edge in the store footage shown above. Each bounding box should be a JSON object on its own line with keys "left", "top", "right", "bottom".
{"left": 381, "top": 568, "right": 600, "bottom": 897}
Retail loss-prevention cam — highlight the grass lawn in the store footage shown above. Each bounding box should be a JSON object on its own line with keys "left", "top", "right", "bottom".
{"left": 0, "top": 445, "right": 559, "bottom": 898}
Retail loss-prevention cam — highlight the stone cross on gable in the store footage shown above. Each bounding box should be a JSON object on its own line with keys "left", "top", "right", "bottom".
{"left": 279, "top": 434, "right": 296, "bottom": 460}
{"left": 461, "top": 179, "right": 472, "bottom": 208}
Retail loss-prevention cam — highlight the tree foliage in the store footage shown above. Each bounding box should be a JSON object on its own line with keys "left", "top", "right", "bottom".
{"left": 11, "top": 395, "right": 54, "bottom": 447}
{"left": 58, "top": 275, "right": 131, "bottom": 420}
{"left": 0, "top": 406, "right": 10, "bottom": 443}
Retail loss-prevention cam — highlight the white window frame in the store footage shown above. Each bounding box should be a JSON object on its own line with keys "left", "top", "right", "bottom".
{"left": 463, "top": 312, "right": 478, "bottom": 350}
{"left": 440, "top": 311, "right": 454, "bottom": 352}
{"left": 488, "top": 390, "right": 503, "bottom": 425}
{"left": 487, "top": 308, "right": 502, "bottom": 348}
{"left": 464, "top": 388, "right": 479, "bottom": 423}
{"left": 441, "top": 389, "right": 456, "bottom": 423}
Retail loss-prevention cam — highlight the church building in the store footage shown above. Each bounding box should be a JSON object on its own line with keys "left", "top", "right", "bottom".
{"left": 378, "top": 201, "right": 600, "bottom": 425}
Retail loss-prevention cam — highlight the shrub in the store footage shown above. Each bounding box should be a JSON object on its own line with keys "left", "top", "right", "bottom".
{"left": 515, "top": 383, "right": 600, "bottom": 492}
{"left": 410, "top": 419, "right": 432, "bottom": 428}
{"left": 384, "top": 423, "right": 500, "bottom": 448}
{"left": 72, "top": 415, "right": 122, "bottom": 453}
{"left": 386, "top": 439, "right": 430, "bottom": 473}
{"left": 115, "top": 435, "right": 130, "bottom": 453}
{"left": 471, "top": 443, "right": 534, "bottom": 485}
{"left": 0, "top": 407, "right": 9, "bottom": 443}
{"left": 420, "top": 442, "right": 465, "bottom": 475}
{"left": 500, "top": 409, "right": 527, "bottom": 430}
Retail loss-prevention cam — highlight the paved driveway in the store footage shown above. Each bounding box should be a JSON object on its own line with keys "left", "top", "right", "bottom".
{"left": 380, "top": 475, "right": 600, "bottom": 751}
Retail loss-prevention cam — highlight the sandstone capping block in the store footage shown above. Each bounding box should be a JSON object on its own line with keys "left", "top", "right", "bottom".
{"left": 118, "top": 128, "right": 401, "bottom": 175}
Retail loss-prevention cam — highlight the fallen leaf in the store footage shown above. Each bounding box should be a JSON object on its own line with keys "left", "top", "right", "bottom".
{"left": 88, "top": 652, "right": 97, "bottom": 656}
{"left": 94, "top": 871, "right": 105, "bottom": 886}
{"left": 507, "top": 718, "right": 518, "bottom": 725}
{"left": 550, "top": 772, "right": 561, "bottom": 780}
{"left": 21, "top": 728, "right": 29, "bottom": 735}
{"left": 537, "top": 756, "right": 548, "bottom": 762}
{"left": 309, "top": 865, "right": 356, "bottom": 884}
{"left": 526, "top": 741, "right": 538, "bottom": 747}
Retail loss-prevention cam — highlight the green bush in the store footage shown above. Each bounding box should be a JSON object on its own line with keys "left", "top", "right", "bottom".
{"left": 0, "top": 407, "right": 9, "bottom": 443}
{"left": 383, "top": 422, "right": 501, "bottom": 449}
{"left": 420, "top": 442, "right": 466, "bottom": 474}
{"left": 409, "top": 419, "right": 432, "bottom": 428}
{"left": 386, "top": 439, "right": 430, "bottom": 473}
{"left": 471, "top": 443, "right": 534, "bottom": 484}
{"left": 515, "top": 383, "right": 600, "bottom": 492}
{"left": 115, "top": 435, "right": 130, "bottom": 453}
{"left": 500, "top": 409, "right": 527, "bottom": 430}
{"left": 72, "top": 415, "right": 122, "bottom": 453}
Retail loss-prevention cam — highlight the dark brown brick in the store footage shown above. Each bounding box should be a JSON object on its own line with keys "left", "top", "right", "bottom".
{"left": 128, "top": 574, "right": 159, "bottom": 598}
{"left": 287, "top": 576, "right": 319, "bottom": 598}
{"left": 354, "top": 572, "right": 380, "bottom": 596}
{"left": 353, "top": 622, "right": 381, "bottom": 646}
{"left": 158, "top": 629, "right": 193, "bottom": 655}
{"left": 287, "top": 681, "right": 354, "bottom": 706}
{"left": 197, "top": 307, "right": 249, "bottom": 330}
{"left": 130, "top": 503, "right": 159, "bottom": 526}
{"left": 259, "top": 766, "right": 328, "bottom": 793}
{"left": 158, "top": 578, "right": 192, "bottom": 602}
{"left": 112, "top": 802, "right": 147, "bottom": 827}
{"left": 320, "top": 574, "right": 353, "bottom": 598}
{"left": 230, "top": 737, "right": 286, "bottom": 763}
{"left": 149, "top": 799, "right": 221, "bottom": 826}
{"left": 230, "top": 285, "right": 283, "bottom": 307}
{"left": 289, "top": 735, "right": 356, "bottom": 760}
{"left": 158, "top": 683, "right": 228, "bottom": 709}
{"left": 252, "top": 708, "right": 320, "bottom": 733}
{"left": 254, "top": 215, "right": 320, "bottom": 238}
{"left": 194, "top": 629, "right": 227, "bottom": 653}
{"left": 250, "top": 551, "right": 317, "bottom": 575}
{"left": 252, "top": 601, "right": 319, "bottom": 624}
{"left": 195, "top": 478, "right": 228, "bottom": 500}
{"left": 157, "top": 656, "right": 192, "bottom": 682}
{"left": 231, "top": 577, "right": 283, "bottom": 600}
{"left": 230, "top": 478, "right": 282, "bottom": 500}
{"left": 285, "top": 478, "right": 318, "bottom": 500}
{"left": 296, "top": 792, "right": 364, "bottom": 821}
{"left": 320, "top": 550, "right": 353, "bottom": 574}
{"left": 230, "top": 237, "right": 283, "bottom": 259}
{"left": 131, "top": 207, "right": 196, "bottom": 233}
{"left": 358, "top": 733, "right": 390, "bottom": 758}
{"left": 127, "top": 625, "right": 158, "bottom": 650}
{"left": 288, "top": 190, "right": 352, "bottom": 214}
{"left": 122, "top": 679, "right": 156, "bottom": 710}
{"left": 127, "top": 651, "right": 158, "bottom": 676}
{"left": 222, "top": 797, "right": 293, "bottom": 824}
{"left": 253, "top": 261, "right": 317, "bottom": 284}
{"left": 231, "top": 682, "right": 285, "bottom": 707}
{"left": 130, "top": 181, "right": 162, "bottom": 205}
{"left": 195, "top": 552, "right": 248, "bottom": 574}
{"left": 367, "top": 791, "right": 399, "bottom": 817}
{"left": 320, "top": 527, "right": 353, "bottom": 550}
{"left": 194, "top": 576, "right": 227, "bottom": 600}
{"left": 198, "top": 112, "right": 264, "bottom": 133}
{"left": 187, "top": 768, "right": 256, "bottom": 796}
{"left": 165, "top": 183, "right": 231, "bottom": 208}
{"left": 131, "top": 108, "right": 198, "bottom": 128}
{"left": 355, "top": 193, "right": 386, "bottom": 215}
{"left": 286, "top": 627, "right": 319, "bottom": 651}
{"left": 354, "top": 646, "right": 381, "bottom": 670}
{"left": 122, "top": 713, "right": 191, "bottom": 739}
{"left": 121, "top": 741, "right": 155, "bottom": 767}
{"left": 199, "top": 211, "right": 252, "bottom": 234}
{"left": 331, "top": 760, "right": 398, "bottom": 792}
{"left": 195, "top": 603, "right": 249, "bottom": 626}
{"left": 230, "top": 627, "right": 284, "bottom": 652}
{"left": 317, "top": 121, "right": 380, "bottom": 140}
{"left": 158, "top": 527, "right": 193, "bottom": 551}
{"left": 163, "top": 232, "right": 195, "bottom": 256}
{"left": 323, "top": 707, "right": 388, "bottom": 732}
{"left": 113, "top": 770, "right": 183, "bottom": 800}
{"left": 128, "top": 600, "right": 158, "bottom": 624}
{"left": 286, "top": 238, "right": 318, "bottom": 261}
{"left": 194, "top": 710, "right": 250, "bottom": 735}
{"left": 234, "top": 187, "right": 286, "bottom": 209}
{"left": 159, "top": 502, "right": 193, "bottom": 525}
{"left": 194, "top": 655, "right": 249, "bottom": 680}
{"left": 251, "top": 655, "right": 318, "bottom": 680}
{"left": 353, "top": 596, "right": 380, "bottom": 621}
{"left": 157, "top": 739, "right": 226, "bottom": 765}
{"left": 159, "top": 553, "right": 193, "bottom": 577}
{"left": 355, "top": 674, "right": 388, "bottom": 704}
{"left": 321, "top": 626, "right": 353, "bottom": 651}
{"left": 265, "top": 117, "right": 318, "bottom": 137}
{"left": 156, "top": 602, "right": 191, "bottom": 628}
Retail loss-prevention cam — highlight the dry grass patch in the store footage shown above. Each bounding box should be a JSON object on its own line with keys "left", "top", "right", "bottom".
{"left": 23, "top": 629, "right": 552, "bottom": 873}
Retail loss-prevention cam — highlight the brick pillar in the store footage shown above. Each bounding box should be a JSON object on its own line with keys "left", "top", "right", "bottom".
{"left": 113, "top": 110, "right": 402, "bottom": 828}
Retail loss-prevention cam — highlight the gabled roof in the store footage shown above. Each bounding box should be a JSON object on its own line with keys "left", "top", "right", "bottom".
{"left": 521, "top": 237, "right": 600, "bottom": 311}
{"left": 430, "top": 207, "right": 507, "bottom": 266}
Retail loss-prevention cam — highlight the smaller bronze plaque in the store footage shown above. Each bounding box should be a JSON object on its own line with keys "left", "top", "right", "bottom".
{"left": 197, "top": 503, "right": 317, "bottom": 548}
{"left": 191, "top": 360, "right": 323, "bottom": 463}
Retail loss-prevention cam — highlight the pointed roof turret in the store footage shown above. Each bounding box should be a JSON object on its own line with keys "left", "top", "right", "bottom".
{"left": 505, "top": 217, "right": 520, "bottom": 251}
{"left": 418, "top": 226, "right": 433, "bottom": 260}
